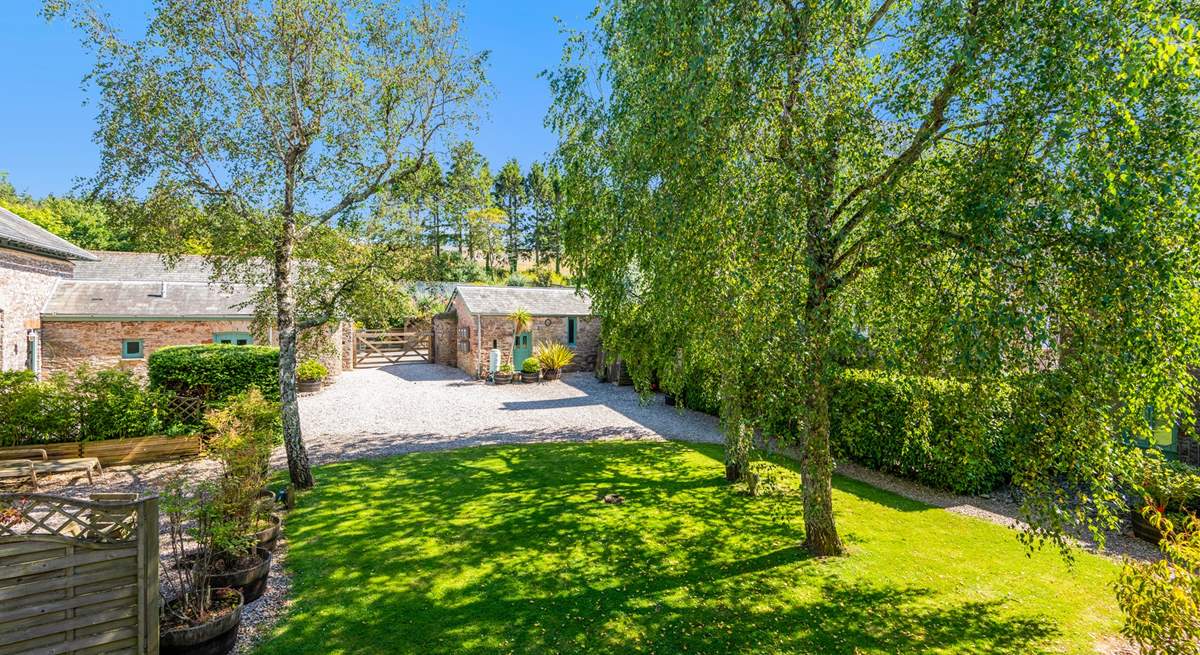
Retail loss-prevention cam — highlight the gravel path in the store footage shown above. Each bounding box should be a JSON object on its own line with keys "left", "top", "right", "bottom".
{"left": 292, "top": 364, "right": 724, "bottom": 466}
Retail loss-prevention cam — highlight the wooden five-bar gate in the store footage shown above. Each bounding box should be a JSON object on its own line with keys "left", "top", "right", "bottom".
{"left": 353, "top": 329, "right": 433, "bottom": 367}
{"left": 0, "top": 493, "right": 159, "bottom": 654}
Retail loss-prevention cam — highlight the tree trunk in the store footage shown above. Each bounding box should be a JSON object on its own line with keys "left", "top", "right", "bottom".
{"left": 799, "top": 275, "right": 844, "bottom": 556}
{"left": 433, "top": 207, "right": 441, "bottom": 260}
{"left": 722, "top": 392, "right": 751, "bottom": 482}
{"left": 277, "top": 187, "right": 314, "bottom": 489}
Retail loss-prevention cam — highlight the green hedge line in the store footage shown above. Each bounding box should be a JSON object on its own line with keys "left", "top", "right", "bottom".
{"left": 0, "top": 369, "right": 198, "bottom": 447}
{"left": 149, "top": 344, "right": 280, "bottom": 402}
{"left": 830, "top": 369, "right": 1013, "bottom": 495}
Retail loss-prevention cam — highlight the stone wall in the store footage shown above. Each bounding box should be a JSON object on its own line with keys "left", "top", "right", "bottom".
{"left": 297, "top": 321, "right": 348, "bottom": 381}
{"left": 341, "top": 320, "right": 356, "bottom": 371}
{"left": 452, "top": 295, "right": 479, "bottom": 375}
{"left": 0, "top": 248, "right": 73, "bottom": 372}
{"left": 40, "top": 319, "right": 255, "bottom": 376}
{"left": 432, "top": 312, "right": 457, "bottom": 367}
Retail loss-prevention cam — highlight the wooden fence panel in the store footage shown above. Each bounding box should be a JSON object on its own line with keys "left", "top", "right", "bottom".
{"left": 0, "top": 493, "right": 158, "bottom": 655}
{"left": 0, "top": 435, "right": 201, "bottom": 468}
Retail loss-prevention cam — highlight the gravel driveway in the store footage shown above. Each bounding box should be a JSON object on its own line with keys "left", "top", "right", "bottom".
{"left": 292, "top": 363, "right": 723, "bottom": 466}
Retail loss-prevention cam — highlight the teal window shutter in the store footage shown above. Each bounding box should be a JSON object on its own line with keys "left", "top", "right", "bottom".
{"left": 567, "top": 317, "right": 577, "bottom": 347}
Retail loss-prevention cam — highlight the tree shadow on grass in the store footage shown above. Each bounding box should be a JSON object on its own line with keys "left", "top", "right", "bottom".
{"left": 258, "top": 442, "right": 1060, "bottom": 655}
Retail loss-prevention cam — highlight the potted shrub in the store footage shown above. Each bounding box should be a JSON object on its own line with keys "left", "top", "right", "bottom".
{"left": 202, "top": 389, "right": 281, "bottom": 600}
{"left": 521, "top": 357, "right": 541, "bottom": 383}
{"left": 494, "top": 362, "right": 514, "bottom": 385}
{"left": 161, "top": 477, "right": 245, "bottom": 655}
{"left": 296, "top": 359, "right": 328, "bottom": 393}
{"left": 1130, "top": 454, "right": 1200, "bottom": 543}
{"left": 535, "top": 342, "right": 575, "bottom": 381}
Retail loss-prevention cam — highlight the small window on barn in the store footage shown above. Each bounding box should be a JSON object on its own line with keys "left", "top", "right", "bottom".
{"left": 121, "top": 339, "right": 144, "bottom": 360}
{"left": 567, "top": 317, "right": 577, "bottom": 348}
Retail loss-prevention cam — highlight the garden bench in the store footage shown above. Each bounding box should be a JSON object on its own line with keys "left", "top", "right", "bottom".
{"left": 0, "top": 449, "right": 103, "bottom": 490}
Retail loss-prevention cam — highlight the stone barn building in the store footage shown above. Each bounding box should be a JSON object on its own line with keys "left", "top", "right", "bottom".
{"left": 37, "top": 251, "right": 351, "bottom": 378}
{"left": 0, "top": 206, "right": 98, "bottom": 372}
{"left": 0, "top": 207, "right": 350, "bottom": 380}
{"left": 435, "top": 285, "right": 600, "bottom": 378}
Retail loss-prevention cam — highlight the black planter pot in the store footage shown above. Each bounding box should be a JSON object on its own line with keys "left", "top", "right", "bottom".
{"left": 253, "top": 514, "right": 283, "bottom": 553}
{"left": 521, "top": 371, "right": 540, "bottom": 383}
{"left": 543, "top": 369, "right": 562, "bottom": 381}
{"left": 298, "top": 379, "right": 322, "bottom": 393}
{"left": 207, "top": 547, "right": 272, "bottom": 603}
{"left": 493, "top": 372, "right": 513, "bottom": 385}
{"left": 161, "top": 588, "right": 243, "bottom": 655}
{"left": 1131, "top": 509, "right": 1164, "bottom": 543}
{"left": 664, "top": 393, "right": 677, "bottom": 407}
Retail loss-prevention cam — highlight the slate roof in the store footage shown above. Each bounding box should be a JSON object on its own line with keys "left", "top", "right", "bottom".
{"left": 42, "top": 281, "right": 255, "bottom": 319}
{"left": 0, "top": 206, "right": 98, "bottom": 261}
{"left": 44, "top": 251, "right": 255, "bottom": 319}
{"left": 451, "top": 285, "right": 592, "bottom": 316}
{"left": 73, "top": 251, "right": 223, "bottom": 283}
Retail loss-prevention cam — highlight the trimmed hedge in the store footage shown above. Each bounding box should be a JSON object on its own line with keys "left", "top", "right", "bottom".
{"left": 830, "top": 369, "right": 1013, "bottom": 495}
{"left": 149, "top": 344, "right": 280, "bottom": 402}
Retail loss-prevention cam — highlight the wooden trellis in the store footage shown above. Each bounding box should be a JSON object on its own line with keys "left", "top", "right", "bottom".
{"left": 0, "top": 493, "right": 159, "bottom": 654}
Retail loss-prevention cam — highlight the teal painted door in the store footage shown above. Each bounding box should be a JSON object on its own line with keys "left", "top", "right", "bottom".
{"left": 513, "top": 332, "right": 533, "bottom": 366}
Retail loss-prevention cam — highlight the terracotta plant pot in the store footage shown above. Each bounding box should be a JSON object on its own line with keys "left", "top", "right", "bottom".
{"left": 493, "top": 372, "right": 513, "bottom": 385}
{"left": 298, "top": 379, "right": 322, "bottom": 393}
{"left": 161, "top": 588, "right": 243, "bottom": 655}
{"left": 252, "top": 513, "right": 283, "bottom": 553}
{"left": 207, "top": 547, "right": 272, "bottom": 603}
{"left": 542, "top": 369, "right": 562, "bottom": 381}
{"left": 521, "top": 371, "right": 540, "bottom": 383}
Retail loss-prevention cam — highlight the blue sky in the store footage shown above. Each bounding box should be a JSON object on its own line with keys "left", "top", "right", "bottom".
{"left": 0, "top": 1, "right": 590, "bottom": 198}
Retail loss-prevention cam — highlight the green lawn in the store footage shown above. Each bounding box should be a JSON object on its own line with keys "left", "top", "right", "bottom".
{"left": 254, "top": 441, "right": 1121, "bottom": 655}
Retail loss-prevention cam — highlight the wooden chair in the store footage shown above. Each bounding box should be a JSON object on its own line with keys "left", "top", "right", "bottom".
{"left": 0, "top": 448, "right": 103, "bottom": 490}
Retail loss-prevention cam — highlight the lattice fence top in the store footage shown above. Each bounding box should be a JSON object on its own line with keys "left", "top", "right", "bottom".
{"left": 0, "top": 493, "right": 152, "bottom": 544}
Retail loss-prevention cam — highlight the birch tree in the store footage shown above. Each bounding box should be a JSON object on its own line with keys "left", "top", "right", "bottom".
{"left": 52, "top": 0, "right": 487, "bottom": 487}
{"left": 550, "top": 0, "right": 1200, "bottom": 555}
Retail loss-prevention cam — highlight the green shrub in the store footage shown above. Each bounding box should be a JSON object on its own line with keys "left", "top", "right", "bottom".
{"left": 296, "top": 359, "right": 329, "bottom": 382}
{"left": 0, "top": 371, "right": 76, "bottom": 445}
{"left": 522, "top": 357, "right": 541, "bottom": 374}
{"left": 505, "top": 272, "right": 529, "bottom": 287}
{"left": 1115, "top": 510, "right": 1200, "bottom": 654}
{"left": 149, "top": 344, "right": 280, "bottom": 402}
{"left": 0, "top": 367, "right": 194, "bottom": 447}
{"left": 535, "top": 342, "right": 575, "bottom": 371}
{"left": 830, "top": 369, "right": 1013, "bottom": 495}
{"left": 74, "top": 368, "right": 166, "bottom": 441}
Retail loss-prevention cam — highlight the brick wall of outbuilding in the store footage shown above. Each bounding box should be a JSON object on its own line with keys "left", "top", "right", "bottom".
{"left": 40, "top": 319, "right": 257, "bottom": 376}
{"left": 0, "top": 248, "right": 73, "bottom": 372}
{"left": 40, "top": 318, "right": 348, "bottom": 380}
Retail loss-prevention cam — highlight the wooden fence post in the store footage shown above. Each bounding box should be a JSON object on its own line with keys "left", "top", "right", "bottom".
{"left": 137, "top": 495, "right": 161, "bottom": 655}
